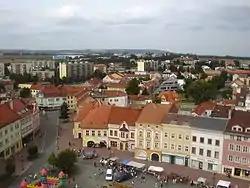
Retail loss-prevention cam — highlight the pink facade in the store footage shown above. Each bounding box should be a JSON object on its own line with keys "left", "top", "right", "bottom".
{"left": 222, "top": 134, "right": 250, "bottom": 178}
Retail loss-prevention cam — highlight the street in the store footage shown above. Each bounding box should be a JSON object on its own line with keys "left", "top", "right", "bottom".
{"left": 8, "top": 111, "right": 59, "bottom": 188}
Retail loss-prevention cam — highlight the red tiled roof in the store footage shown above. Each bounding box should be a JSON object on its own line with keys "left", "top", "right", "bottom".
{"left": 0, "top": 102, "right": 21, "bottom": 128}
{"left": 42, "top": 86, "right": 67, "bottom": 98}
{"left": 106, "top": 82, "right": 128, "bottom": 89}
{"left": 128, "top": 95, "right": 152, "bottom": 101}
{"left": 226, "top": 69, "right": 250, "bottom": 75}
{"left": 108, "top": 107, "right": 141, "bottom": 126}
{"left": 192, "top": 101, "right": 216, "bottom": 116}
{"left": 85, "top": 78, "right": 102, "bottom": 87}
{"left": 158, "top": 91, "right": 181, "bottom": 103}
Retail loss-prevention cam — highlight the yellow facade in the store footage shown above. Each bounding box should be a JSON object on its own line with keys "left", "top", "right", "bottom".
{"left": 161, "top": 123, "right": 191, "bottom": 165}
{"left": 135, "top": 123, "right": 162, "bottom": 161}
{"left": 0, "top": 120, "right": 23, "bottom": 159}
{"left": 67, "top": 95, "right": 77, "bottom": 112}
{"left": 73, "top": 122, "right": 108, "bottom": 147}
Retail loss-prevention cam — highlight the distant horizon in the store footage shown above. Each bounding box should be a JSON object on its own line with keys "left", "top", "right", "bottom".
{"left": 0, "top": 48, "right": 250, "bottom": 58}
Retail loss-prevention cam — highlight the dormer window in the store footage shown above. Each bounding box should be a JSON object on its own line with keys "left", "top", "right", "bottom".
{"left": 232, "top": 125, "right": 243, "bottom": 132}
{"left": 246, "top": 128, "right": 250, "bottom": 133}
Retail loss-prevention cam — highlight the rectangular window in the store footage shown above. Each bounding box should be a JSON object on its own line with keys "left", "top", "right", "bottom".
{"left": 164, "top": 133, "right": 168, "bottom": 137}
{"left": 103, "top": 131, "right": 107, "bottom": 136}
{"left": 200, "top": 137, "right": 204, "bottom": 143}
{"left": 228, "top": 155, "right": 233, "bottom": 161}
{"left": 164, "top": 143, "right": 168, "bottom": 149}
{"left": 86, "top": 130, "right": 89, "bottom": 136}
{"left": 242, "top": 157, "right": 247, "bottom": 164}
{"left": 178, "top": 134, "right": 182, "bottom": 139}
{"left": 215, "top": 140, "right": 220, "bottom": 146}
{"left": 147, "top": 132, "right": 151, "bottom": 138}
{"left": 139, "top": 131, "right": 143, "bottom": 137}
{"left": 207, "top": 138, "right": 212, "bottom": 145}
{"left": 92, "top": 130, "right": 95, "bottom": 136}
{"left": 171, "top": 144, "right": 175, "bottom": 150}
{"left": 214, "top": 151, "right": 219, "bottom": 159}
{"left": 199, "top": 148, "right": 204, "bottom": 156}
{"left": 130, "top": 132, "right": 134, "bottom": 139}
{"left": 242, "top": 146, "right": 248, "bottom": 153}
{"left": 110, "top": 130, "right": 113, "bottom": 136}
{"left": 146, "top": 141, "right": 151, "bottom": 148}
{"left": 171, "top": 134, "right": 175, "bottom": 139}
{"left": 236, "top": 145, "right": 241, "bottom": 152}
{"left": 235, "top": 156, "right": 240, "bottom": 163}
{"left": 192, "top": 136, "right": 196, "bottom": 142}
{"left": 114, "top": 131, "right": 118, "bottom": 136}
{"left": 139, "top": 141, "right": 143, "bottom": 146}
{"left": 185, "top": 146, "right": 189, "bottom": 152}
{"left": 229, "top": 144, "right": 234, "bottom": 151}
{"left": 185, "top": 135, "right": 189, "bottom": 140}
{"left": 207, "top": 150, "right": 211, "bottom": 157}
{"left": 98, "top": 131, "right": 101, "bottom": 136}
{"left": 154, "top": 142, "right": 159, "bottom": 148}
{"left": 177, "top": 145, "right": 182, "bottom": 151}
{"left": 192, "top": 147, "right": 196, "bottom": 154}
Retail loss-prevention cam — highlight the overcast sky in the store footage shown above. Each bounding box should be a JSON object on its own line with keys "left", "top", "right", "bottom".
{"left": 0, "top": 0, "right": 250, "bottom": 56}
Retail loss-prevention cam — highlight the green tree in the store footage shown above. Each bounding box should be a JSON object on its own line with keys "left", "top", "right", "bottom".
{"left": 47, "top": 153, "right": 58, "bottom": 169}
{"left": 56, "top": 149, "right": 77, "bottom": 173}
{"left": 186, "top": 80, "right": 217, "bottom": 104}
{"left": 19, "top": 88, "right": 31, "bottom": 98}
{"left": 59, "top": 102, "right": 69, "bottom": 119}
{"left": 221, "top": 89, "right": 233, "bottom": 99}
{"left": 125, "top": 78, "right": 140, "bottom": 95}
{"left": 141, "top": 88, "right": 149, "bottom": 95}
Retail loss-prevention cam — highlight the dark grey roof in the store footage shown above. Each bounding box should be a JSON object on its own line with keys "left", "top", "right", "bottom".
{"left": 190, "top": 116, "right": 228, "bottom": 132}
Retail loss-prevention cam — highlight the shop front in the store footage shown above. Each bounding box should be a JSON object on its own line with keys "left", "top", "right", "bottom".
{"left": 191, "top": 157, "right": 220, "bottom": 173}
{"left": 162, "top": 152, "right": 187, "bottom": 166}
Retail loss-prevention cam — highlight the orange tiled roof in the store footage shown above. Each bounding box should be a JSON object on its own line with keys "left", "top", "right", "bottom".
{"left": 136, "top": 103, "right": 173, "bottom": 124}
{"left": 42, "top": 86, "right": 67, "bottom": 98}
{"left": 80, "top": 105, "right": 112, "bottom": 129}
{"left": 108, "top": 107, "right": 141, "bottom": 126}
{"left": 158, "top": 91, "right": 181, "bottom": 103}
{"left": 60, "top": 85, "right": 87, "bottom": 96}
{"left": 74, "top": 101, "right": 102, "bottom": 122}
{"left": 226, "top": 69, "right": 250, "bottom": 75}
{"left": 192, "top": 101, "right": 216, "bottom": 115}
{"left": 101, "top": 90, "right": 127, "bottom": 98}
{"left": 86, "top": 78, "right": 102, "bottom": 87}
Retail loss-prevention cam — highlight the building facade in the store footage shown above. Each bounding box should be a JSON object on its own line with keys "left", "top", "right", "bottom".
{"left": 59, "top": 61, "right": 94, "bottom": 80}
{"left": 134, "top": 103, "right": 172, "bottom": 161}
{"left": 190, "top": 117, "right": 227, "bottom": 173}
{"left": 161, "top": 114, "right": 192, "bottom": 166}
{"left": 222, "top": 110, "right": 250, "bottom": 179}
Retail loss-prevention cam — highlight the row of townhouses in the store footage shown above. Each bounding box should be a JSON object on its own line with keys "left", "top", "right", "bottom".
{"left": 73, "top": 102, "right": 250, "bottom": 180}
{"left": 0, "top": 98, "right": 40, "bottom": 159}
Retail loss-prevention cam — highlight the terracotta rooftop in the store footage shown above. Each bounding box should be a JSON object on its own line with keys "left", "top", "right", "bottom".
{"left": 211, "top": 105, "right": 231, "bottom": 118}
{"left": 80, "top": 105, "right": 112, "bottom": 129}
{"left": 158, "top": 91, "right": 181, "bottom": 103}
{"left": 136, "top": 103, "right": 172, "bottom": 124}
{"left": 226, "top": 69, "right": 250, "bottom": 75}
{"left": 60, "top": 85, "right": 88, "bottom": 96}
{"left": 192, "top": 101, "right": 216, "bottom": 116}
{"left": 108, "top": 107, "right": 141, "bottom": 126}
{"left": 85, "top": 78, "right": 102, "bottom": 87}
{"left": 41, "top": 86, "right": 67, "bottom": 98}
{"left": 92, "top": 90, "right": 127, "bottom": 98}
{"left": 30, "top": 83, "right": 44, "bottom": 90}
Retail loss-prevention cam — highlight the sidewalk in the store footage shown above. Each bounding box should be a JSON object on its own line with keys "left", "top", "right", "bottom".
{"left": 15, "top": 134, "right": 44, "bottom": 176}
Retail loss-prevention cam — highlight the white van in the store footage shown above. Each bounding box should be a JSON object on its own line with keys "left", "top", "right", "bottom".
{"left": 216, "top": 180, "right": 231, "bottom": 188}
{"left": 105, "top": 169, "right": 113, "bottom": 181}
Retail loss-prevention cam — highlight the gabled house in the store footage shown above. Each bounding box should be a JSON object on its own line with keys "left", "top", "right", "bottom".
{"left": 103, "top": 73, "right": 124, "bottom": 83}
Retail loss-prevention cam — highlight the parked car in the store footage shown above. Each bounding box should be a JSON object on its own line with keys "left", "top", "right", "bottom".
{"left": 105, "top": 169, "right": 113, "bottom": 181}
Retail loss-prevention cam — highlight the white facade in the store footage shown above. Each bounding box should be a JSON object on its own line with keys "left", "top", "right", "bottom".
{"left": 104, "top": 95, "right": 128, "bottom": 107}
{"left": 102, "top": 75, "right": 121, "bottom": 83}
{"left": 137, "top": 60, "right": 147, "bottom": 72}
{"left": 190, "top": 129, "right": 224, "bottom": 173}
{"left": 20, "top": 114, "right": 33, "bottom": 138}
{"left": 36, "top": 92, "right": 66, "bottom": 109}
{"left": 59, "top": 62, "right": 67, "bottom": 79}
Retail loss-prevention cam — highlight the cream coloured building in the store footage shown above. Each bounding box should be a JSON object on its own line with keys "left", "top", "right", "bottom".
{"left": 161, "top": 113, "right": 193, "bottom": 166}
{"left": 135, "top": 103, "right": 172, "bottom": 161}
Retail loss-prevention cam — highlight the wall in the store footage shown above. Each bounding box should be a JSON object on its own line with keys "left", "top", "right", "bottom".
{"left": 104, "top": 96, "right": 128, "bottom": 107}
{"left": 21, "top": 114, "right": 33, "bottom": 138}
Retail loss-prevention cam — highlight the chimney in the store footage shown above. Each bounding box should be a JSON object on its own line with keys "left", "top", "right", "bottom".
{"left": 9, "top": 100, "right": 13, "bottom": 110}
